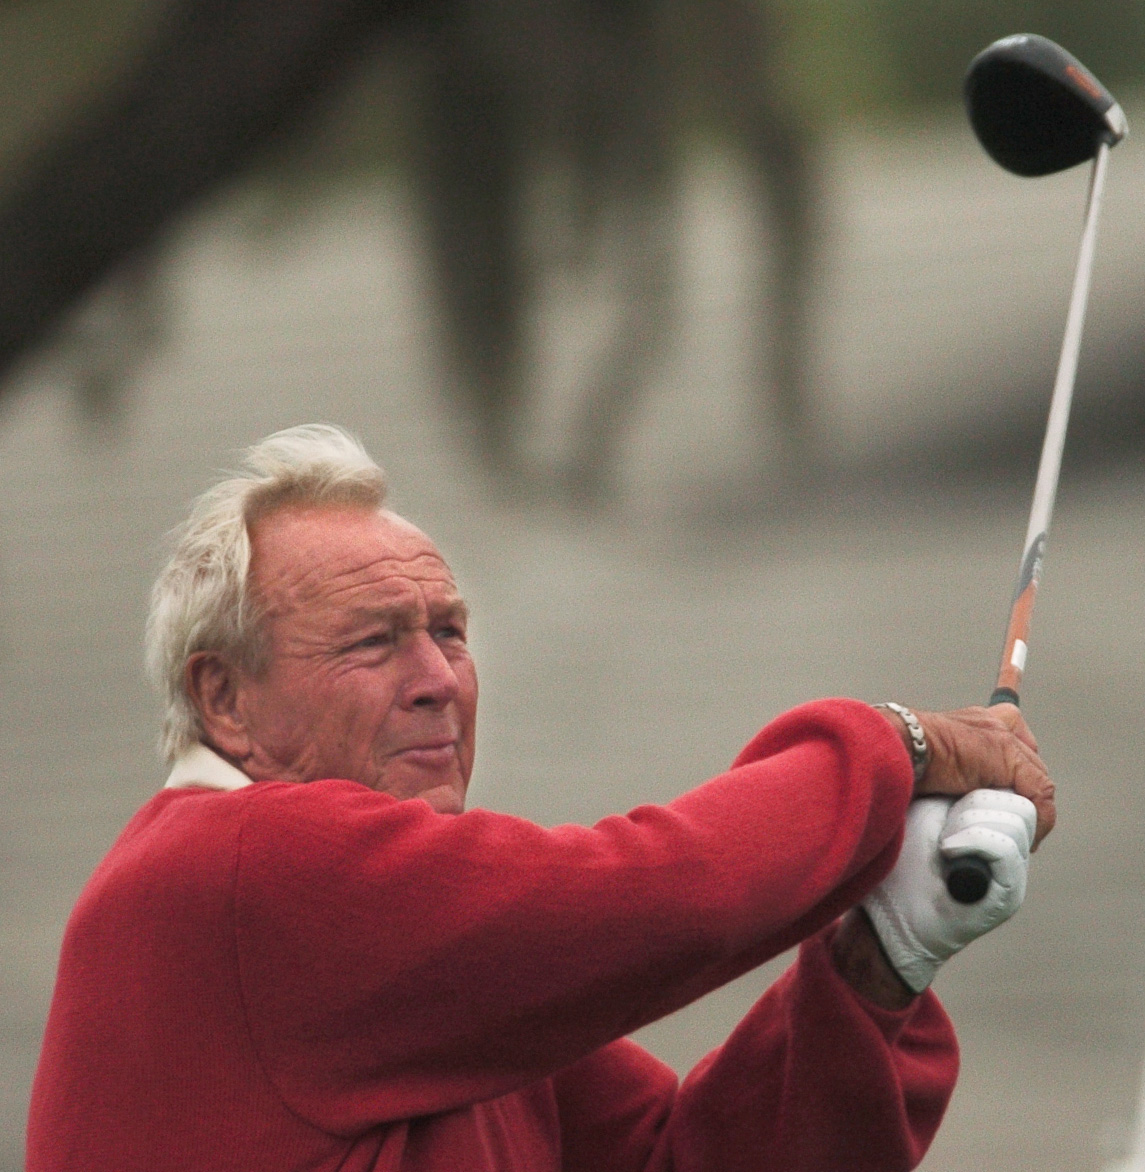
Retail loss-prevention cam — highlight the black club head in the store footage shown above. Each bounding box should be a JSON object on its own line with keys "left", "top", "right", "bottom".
{"left": 965, "top": 34, "right": 1128, "bottom": 177}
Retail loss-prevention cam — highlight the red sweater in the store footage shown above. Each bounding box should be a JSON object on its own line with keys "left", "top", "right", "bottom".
{"left": 27, "top": 699, "right": 957, "bottom": 1171}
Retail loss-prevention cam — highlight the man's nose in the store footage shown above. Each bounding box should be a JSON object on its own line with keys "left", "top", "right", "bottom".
{"left": 399, "top": 632, "right": 460, "bottom": 709}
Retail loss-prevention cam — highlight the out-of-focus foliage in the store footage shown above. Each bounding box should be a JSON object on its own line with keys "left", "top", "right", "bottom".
{"left": 2, "top": 0, "right": 1142, "bottom": 173}
{"left": 774, "top": 0, "right": 1145, "bottom": 125}
{"left": 874, "top": 0, "right": 1145, "bottom": 106}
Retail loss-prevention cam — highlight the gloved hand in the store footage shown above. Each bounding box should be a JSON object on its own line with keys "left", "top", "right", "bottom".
{"left": 863, "top": 789, "right": 1037, "bottom": 994}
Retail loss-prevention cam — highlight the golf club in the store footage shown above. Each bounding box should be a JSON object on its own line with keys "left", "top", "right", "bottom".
{"left": 945, "top": 34, "right": 1127, "bottom": 904}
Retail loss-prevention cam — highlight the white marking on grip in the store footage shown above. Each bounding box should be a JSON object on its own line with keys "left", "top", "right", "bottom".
{"left": 1010, "top": 639, "right": 1028, "bottom": 672}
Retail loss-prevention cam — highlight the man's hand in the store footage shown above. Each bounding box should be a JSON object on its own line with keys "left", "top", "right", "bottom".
{"left": 835, "top": 788, "right": 1038, "bottom": 1005}
{"left": 861, "top": 791, "right": 1036, "bottom": 992}
{"left": 880, "top": 703, "right": 1055, "bottom": 848}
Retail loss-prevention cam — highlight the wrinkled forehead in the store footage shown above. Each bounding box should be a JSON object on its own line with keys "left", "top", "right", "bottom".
{"left": 248, "top": 504, "right": 459, "bottom": 613}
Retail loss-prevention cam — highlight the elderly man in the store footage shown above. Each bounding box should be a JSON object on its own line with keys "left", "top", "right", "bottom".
{"left": 28, "top": 425, "right": 1054, "bottom": 1172}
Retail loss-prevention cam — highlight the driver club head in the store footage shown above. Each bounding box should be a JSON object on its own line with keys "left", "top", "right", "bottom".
{"left": 965, "top": 34, "right": 1128, "bottom": 176}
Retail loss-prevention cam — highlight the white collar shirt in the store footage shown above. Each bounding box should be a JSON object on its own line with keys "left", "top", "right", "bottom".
{"left": 163, "top": 743, "right": 253, "bottom": 793}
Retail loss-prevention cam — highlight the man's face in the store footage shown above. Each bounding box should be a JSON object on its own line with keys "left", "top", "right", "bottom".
{"left": 230, "top": 504, "right": 477, "bottom": 813}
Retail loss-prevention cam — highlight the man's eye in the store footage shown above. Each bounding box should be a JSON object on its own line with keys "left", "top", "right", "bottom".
{"left": 356, "top": 632, "right": 394, "bottom": 649}
{"left": 434, "top": 624, "right": 466, "bottom": 642}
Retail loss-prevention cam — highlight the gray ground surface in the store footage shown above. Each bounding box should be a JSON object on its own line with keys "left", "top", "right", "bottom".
{"left": 4, "top": 118, "right": 1145, "bottom": 1169}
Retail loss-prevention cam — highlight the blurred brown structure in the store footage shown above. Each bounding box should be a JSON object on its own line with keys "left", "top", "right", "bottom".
{"left": 0, "top": 0, "right": 818, "bottom": 497}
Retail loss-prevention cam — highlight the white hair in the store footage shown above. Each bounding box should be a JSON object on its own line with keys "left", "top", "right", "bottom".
{"left": 146, "top": 424, "right": 387, "bottom": 764}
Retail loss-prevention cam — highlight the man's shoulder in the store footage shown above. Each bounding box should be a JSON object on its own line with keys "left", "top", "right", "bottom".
{"left": 131, "top": 777, "right": 410, "bottom": 865}
{"left": 79, "top": 787, "right": 257, "bottom": 903}
{"left": 71, "top": 780, "right": 391, "bottom": 924}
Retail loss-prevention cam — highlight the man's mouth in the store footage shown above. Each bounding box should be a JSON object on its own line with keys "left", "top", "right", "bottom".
{"left": 394, "top": 741, "right": 457, "bottom": 767}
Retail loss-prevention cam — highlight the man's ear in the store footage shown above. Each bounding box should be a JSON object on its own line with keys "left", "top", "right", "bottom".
{"left": 185, "top": 652, "right": 251, "bottom": 762}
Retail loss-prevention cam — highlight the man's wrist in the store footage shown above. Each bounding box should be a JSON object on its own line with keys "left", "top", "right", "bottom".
{"left": 831, "top": 908, "right": 918, "bottom": 1011}
{"left": 873, "top": 702, "right": 930, "bottom": 787}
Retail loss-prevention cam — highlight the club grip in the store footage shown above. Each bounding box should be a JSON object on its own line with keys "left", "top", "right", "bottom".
{"left": 944, "top": 855, "right": 993, "bottom": 903}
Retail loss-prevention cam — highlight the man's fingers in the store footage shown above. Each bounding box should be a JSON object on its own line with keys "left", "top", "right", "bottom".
{"left": 942, "top": 792, "right": 1036, "bottom": 856}
{"left": 1021, "top": 778, "right": 1055, "bottom": 850}
{"left": 989, "top": 702, "right": 1040, "bottom": 755}
{"left": 998, "top": 731, "right": 1055, "bottom": 849}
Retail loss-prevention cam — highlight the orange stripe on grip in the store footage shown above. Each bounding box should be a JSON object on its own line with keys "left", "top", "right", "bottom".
{"left": 995, "top": 531, "right": 1046, "bottom": 698}
{"left": 996, "top": 579, "right": 1037, "bottom": 694}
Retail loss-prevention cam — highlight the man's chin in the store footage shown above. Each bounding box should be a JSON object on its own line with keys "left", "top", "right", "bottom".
{"left": 418, "top": 784, "right": 467, "bottom": 815}
{"left": 374, "top": 763, "right": 468, "bottom": 814}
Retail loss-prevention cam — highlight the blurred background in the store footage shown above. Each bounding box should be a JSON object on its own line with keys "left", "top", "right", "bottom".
{"left": 2, "top": 2, "right": 1145, "bottom": 1168}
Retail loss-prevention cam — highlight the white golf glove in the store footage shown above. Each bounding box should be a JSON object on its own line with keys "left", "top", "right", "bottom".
{"left": 862, "top": 790, "right": 1037, "bottom": 994}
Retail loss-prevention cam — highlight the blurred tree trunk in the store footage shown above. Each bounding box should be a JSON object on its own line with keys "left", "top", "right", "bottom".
{"left": 0, "top": 0, "right": 436, "bottom": 391}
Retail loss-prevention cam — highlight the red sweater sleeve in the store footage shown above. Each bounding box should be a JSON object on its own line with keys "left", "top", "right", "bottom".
{"left": 551, "top": 928, "right": 957, "bottom": 1172}
{"left": 658, "top": 926, "right": 957, "bottom": 1171}
{"left": 232, "top": 699, "right": 915, "bottom": 1132}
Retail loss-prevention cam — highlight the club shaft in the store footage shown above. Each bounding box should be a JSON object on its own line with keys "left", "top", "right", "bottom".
{"left": 950, "top": 143, "right": 1112, "bottom": 904}
{"left": 991, "top": 140, "right": 1111, "bottom": 704}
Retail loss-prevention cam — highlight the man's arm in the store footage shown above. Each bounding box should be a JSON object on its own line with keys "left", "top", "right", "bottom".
{"left": 552, "top": 924, "right": 957, "bottom": 1172}
{"left": 550, "top": 702, "right": 1050, "bottom": 1172}
{"left": 234, "top": 699, "right": 917, "bottom": 1132}
{"left": 233, "top": 698, "right": 1049, "bottom": 1134}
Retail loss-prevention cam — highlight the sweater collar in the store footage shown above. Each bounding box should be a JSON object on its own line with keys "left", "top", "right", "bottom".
{"left": 164, "top": 743, "right": 253, "bottom": 792}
